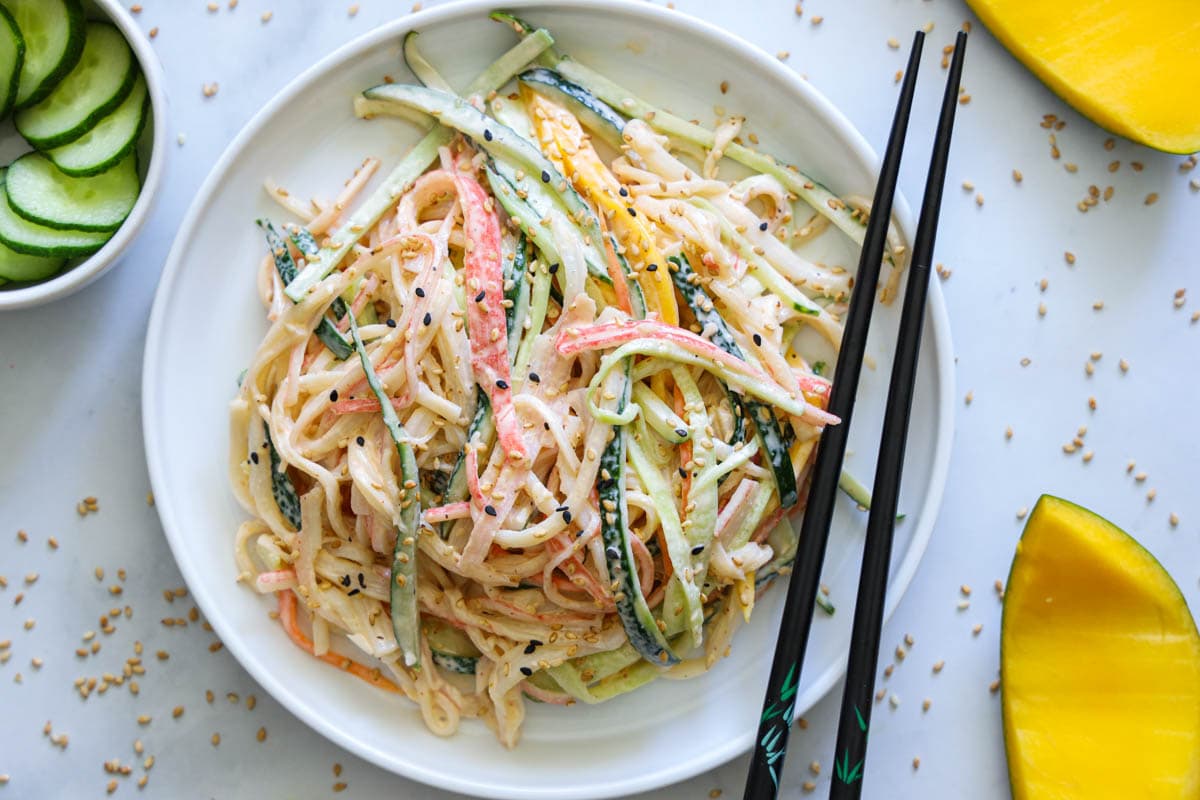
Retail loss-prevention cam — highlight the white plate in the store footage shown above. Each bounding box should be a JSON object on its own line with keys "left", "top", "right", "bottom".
{"left": 142, "top": 2, "right": 954, "bottom": 798}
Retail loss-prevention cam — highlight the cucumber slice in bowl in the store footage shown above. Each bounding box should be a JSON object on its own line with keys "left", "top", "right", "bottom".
{"left": 6, "top": 151, "right": 138, "bottom": 232}
{"left": 45, "top": 74, "right": 146, "bottom": 177}
{"left": 15, "top": 22, "right": 135, "bottom": 150}
{"left": 0, "top": 6, "right": 24, "bottom": 119}
{"left": 0, "top": 173, "right": 109, "bottom": 257}
{"left": 0, "top": 239, "right": 64, "bottom": 282}
{"left": 3, "top": 0, "right": 85, "bottom": 110}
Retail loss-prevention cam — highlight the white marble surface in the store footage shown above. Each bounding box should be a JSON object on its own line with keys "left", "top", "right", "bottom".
{"left": 1, "top": 1, "right": 1197, "bottom": 798}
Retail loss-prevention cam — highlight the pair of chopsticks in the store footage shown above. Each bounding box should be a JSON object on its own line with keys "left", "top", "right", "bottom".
{"left": 744, "top": 30, "right": 967, "bottom": 800}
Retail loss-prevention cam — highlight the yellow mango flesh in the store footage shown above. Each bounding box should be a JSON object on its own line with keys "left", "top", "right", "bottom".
{"left": 967, "top": 0, "right": 1200, "bottom": 153}
{"left": 1002, "top": 495, "right": 1200, "bottom": 799}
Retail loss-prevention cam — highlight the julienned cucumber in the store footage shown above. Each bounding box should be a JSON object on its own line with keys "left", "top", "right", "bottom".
{"left": 0, "top": 5, "right": 24, "bottom": 119}
{"left": 6, "top": 151, "right": 138, "bottom": 232}
{"left": 4, "top": 0, "right": 85, "bottom": 110}
{"left": 0, "top": 176, "right": 107, "bottom": 257}
{"left": 45, "top": 73, "right": 147, "bottom": 177}
{"left": 15, "top": 22, "right": 135, "bottom": 150}
{"left": 0, "top": 238, "right": 62, "bottom": 281}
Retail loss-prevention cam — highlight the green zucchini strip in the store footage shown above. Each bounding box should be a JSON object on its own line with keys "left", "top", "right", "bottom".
{"left": 263, "top": 422, "right": 301, "bottom": 530}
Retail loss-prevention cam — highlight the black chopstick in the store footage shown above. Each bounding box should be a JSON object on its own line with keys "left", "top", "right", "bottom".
{"left": 827, "top": 30, "right": 967, "bottom": 800}
{"left": 743, "top": 31, "right": 926, "bottom": 800}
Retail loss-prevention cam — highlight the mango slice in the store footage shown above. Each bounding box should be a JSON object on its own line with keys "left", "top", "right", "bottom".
{"left": 967, "top": 0, "right": 1200, "bottom": 153}
{"left": 1002, "top": 495, "right": 1200, "bottom": 798}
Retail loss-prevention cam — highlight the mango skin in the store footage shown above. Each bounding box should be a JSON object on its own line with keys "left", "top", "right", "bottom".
{"left": 1002, "top": 495, "right": 1200, "bottom": 800}
{"left": 967, "top": 0, "right": 1200, "bottom": 154}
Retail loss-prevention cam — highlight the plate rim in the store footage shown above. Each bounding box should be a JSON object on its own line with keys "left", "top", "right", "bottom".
{"left": 142, "top": 2, "right": 955, "bottom": 797}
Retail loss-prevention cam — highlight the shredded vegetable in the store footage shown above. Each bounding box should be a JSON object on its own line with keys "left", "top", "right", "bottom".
{"left": 229, "top": 13, "right": 905, "bottom": 748}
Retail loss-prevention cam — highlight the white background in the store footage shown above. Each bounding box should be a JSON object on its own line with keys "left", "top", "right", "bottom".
{"left": 1, "top": 1, "right": 1197, "bottom": 798}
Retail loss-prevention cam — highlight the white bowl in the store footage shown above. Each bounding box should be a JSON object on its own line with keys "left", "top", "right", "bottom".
{"left": 0, "top": 0, "right": 168, "bottom": 311}
{"left": 142, "top": 2, "right": 954, "bottom": 798}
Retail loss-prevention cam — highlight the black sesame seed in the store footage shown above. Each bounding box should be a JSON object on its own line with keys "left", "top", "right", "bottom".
{"left": 691, "top": 545, "right": 705, "bottom": 555}
{"left": 528, "top": 372, "right": 541, "bottom": 383}
{"left": 423, "top": 312, "right": 433, "bottom": 326}
{"left": 415, "top": 287, "right": 426, "bottom": 298}
{"left": 484, "top": 504, "right": 498, "bottom": 517}
{"left": 540, "top": 170, "right": 550, "bottom": 183}
{"left": 484, "top": 129, "right": 494, "bottom": 141}
{"left": 530, "top": 639, "right": 543, "bottom": 647}
{"left": 475, "top": 290, "right": 487, "bottom": 303}
{"left": 674, "top": 428, "right": 688, "bottom": 438}
{"left": 618, "top": 187, "right": 628, "bottom": 197}
{"left": 523, "top": 643, "right": 537, "bottom": 655}
{"left": 562, "top": 510, "right": 573, "bottom": 523}
{"left": 249, "top": 452, "right": 260, "bottom": 465}
{"left": 759, "top": 221, "right": 769, "bottom": 231}
{"left": 556, "top": 505, "right": 568, "bottom": 513}
{"left": 356, "top": 436, "right": 365, "bottom": 446}
{"left": 753, "top": 333, "right": 763, "bottom": 346}
{"left": 386, "top": 318, "right": 397, "bottom": 328}
{"left": 678, "top": 468, "right": 687, "bottom": 479}
{"left": 340, "top": 574, "right": 352, "bottom": 587}
{"left": 358, "top": 572, "right": 366, "bottom": 588}
{"left": 519, "top": 666, "right": 533, "bottom": 676}
{"left": 329, "top": 389, "right": 339, "bottom": 402}
{"left": 496, "top": 379, "right": 509, "bottom": 390}
{"left": 543, "top": 422, "right": 550, "bottom": 430}
{"left": 347, "top": 588, "right": 360, "bottom": 597}
{"left": 549, "top": 263, "right": 560, "bottom": 274}
{"left": 626, "top": 207, "right": 637, "bottom": 217}
{"left": 646, "top": 263, "right": 658, "bottom": 272}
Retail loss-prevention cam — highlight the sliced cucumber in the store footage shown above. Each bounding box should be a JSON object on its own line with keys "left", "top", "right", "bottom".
{"left": 3, "top": 0, "right": 85, "bottom": 110}
{"left": 0, "top": 6, "right": 24, "bottom": 119}
{"left": 7, "top": 151, "right": 138, "bottom": 232}
{"left": 0, "top": 176, "right": 109, "bottom": 256}
{"left": 0, "top": 238, "right": 63, "bottom": 281}
{"left": 45, "top": 73, "right": 146, "bottom": 177}
{"left": 15, "top": 22, "right": 135, "bottom": 149}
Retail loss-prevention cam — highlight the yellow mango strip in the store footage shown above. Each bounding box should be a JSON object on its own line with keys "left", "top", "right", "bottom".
{"left": 521, "top": 86, "right": 679, "bottom": 326}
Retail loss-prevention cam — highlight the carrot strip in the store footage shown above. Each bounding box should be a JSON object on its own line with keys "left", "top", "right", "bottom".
{"left": 277, "top": 591, "right": 401, "bottom": 693}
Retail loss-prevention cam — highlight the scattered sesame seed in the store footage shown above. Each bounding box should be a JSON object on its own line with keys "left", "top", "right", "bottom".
{"left": 989, "top": 679, "right": 1001, "bottom": 693}
{"left": 333, "top": 784, "right": 348, "bottom": 793}
{"left": 975, "top": 193, "right": 984, "bottom": 207}
{"left": 933, "top": 660, "right": 945, "bottom": 673}
{"left": 1064, "top": 251, "right": 1076, "bottom": 265}
{"left": 1104, "top": 138, "right": 1115, "bottom": 150}
{"left": 922, "top": 698, "right": 932, "bottom": 712}
{"left": 889, "top": 693, "right": 900, "bottom": 709}
{"left": 972, "top": 623, "right": 983, "bottom": 636}
{"left": 256, "top": 727, "right": 267, "bottom": 742}
{"left": 261, "top": 11, "right": 273, "bottom": 22}
{"left": 810, "top": 16, "right": 822, "bottom": 26}
{"left": 1082, "top": 451, "right": 1094, "bottom": 463}
{"left": 202, "top": 82, "right": 219, "bottom": 98}
{"left": 809, "top": 761, "right": 820, "bottom": 775}
{"left": 961, "top": 180, "right": 974, "bottom": 191}
{"left": 1170, "top": 513, "right": 1179, "bottom": 528}
{"left": 887, "top": 37, "right": 899, "bottom": 49}
{"left": 1145, "top": 192, "right": 1159, "bottom": 206}
{"left": 776, "top": 50, "right": 790, "bottom": 61}
{"left": 136, "top": 715, "right": 151, "bottom": 726}
{"left": 1038, "top": 302, "right": 1047, "bottom": 317}
{"left": 172, "top": 706, "right": 183, "bottom": 719}
{"left": 709, "top": 790, "right": 723, "bottom": 799}
{"left": 960, "top": 584, "right": 972, "bottom": 596}
{"left": 211, "top": 733, "right": 221, "bottom": 747}
{"left": 148, "top": 26, "right": 158, "bottom": 38}
{"left": 348, "top": 3, "right": 359, "bottom": 15}
{"left": 913, "top": 757, "right": 921, "bottom": 770}
{"left": 1119, "top": 358, "right": 1129, "bottom": 373}
{"left": 801, "top": 783, "right": 816, "bottom": 793}
{"left": 1005, "top": 426, "right": 1013, "bottom": 440}
{"left": 1012, "top": 169, "right": 1023, "bottom": 183}
{"left": 1146, "top": 488, "right": 1157, "bottom": 502}
{"left": 964, "top": 391, "right": 973, "bottom": 405}
{"left": 1016, "top": 506, "right": 1028, "bottom": 520}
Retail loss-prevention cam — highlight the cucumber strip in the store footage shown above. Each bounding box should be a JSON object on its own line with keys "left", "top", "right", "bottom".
{"left": 438, "top": 388, "right": 493, "bottom": 537}
{"left": 0, "top": 239, "right": 62, "bottom": 281}
{"left": 669, "top": 254, "right": 798, "bottom": 507}
{"left": 401, "top": 31, "right": 453, "bottom": 93}
{"left": 360, "top": 84, "right": 612, "bottom": 281}
{"left": 5, "top": 0, "right": 84, "bottom": 110}
{"left": 347, "top": 315, "right": 421, "bottom": 668}
{"left": 838, "top": 469, "right": 872, "bottom": 509}
{"left": 484, "top": 163, "right": 563, "bottom": 267}
{"left": 517, "top": 67, "right": 625, "bottom": 149}
{"left": 263, "top": 423, "right": 302, "bottom": 530}
{"left": 598, "top": 370, "right": 678, "bottom": 667}
{"left": 0, "top": 6, "right": 24, "bottom": 119}
{"left": 256, "top": 220, "right": 352, "bottom": 360}
{"left": 431, "top": 651, "right": 478, "bottom": 674}
{"left": 425, "top": 617, "right": 480, "bottom": 673}
{"left": 628, "top": 433, "right": 703, "bottom": 642}
{"left": 6, "top": 151, "right": 138, "bottom": 232}
{"left": 0, "top": 179, "right": 107, "bottom": 256}
{"left": 630, "top": 382, "right": 689, "bottom": 444}
{"left": 16, "top": 22, "right": 135, "bottom": 149}
{"left": 285, "top": 29, "right": 554, "bottom": 302}
{"left": 45, "top": 73, "right": 147, "bottom": 177}
{"left": 505, "top": 232, "right": 529, "bottom": 355}
{"left": 285, "top": 224, "right": 349, "bottom": 321}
